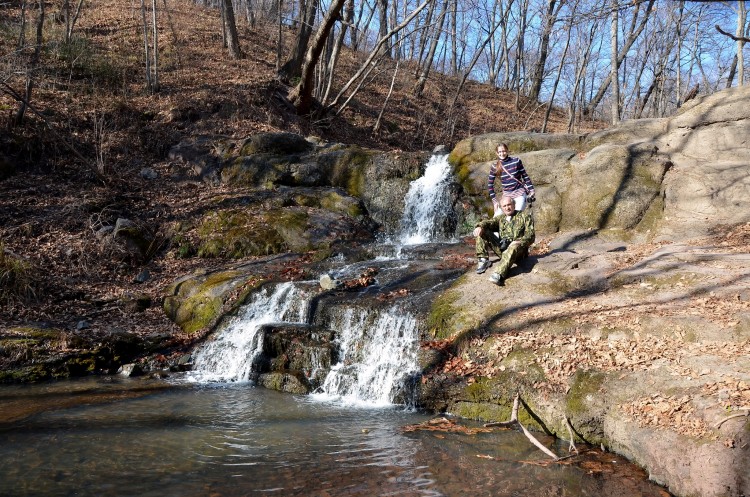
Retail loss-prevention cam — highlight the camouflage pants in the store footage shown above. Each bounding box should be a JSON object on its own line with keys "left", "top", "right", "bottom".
{"left": 476, "top": 232, "right": 527, "bottom": 278}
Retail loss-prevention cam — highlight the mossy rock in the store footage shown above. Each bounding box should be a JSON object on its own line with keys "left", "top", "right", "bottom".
{"left": 560, "top": 143, "right": 669, "bottom": 232}
{"left": 314, "top": 147, "right": 373, "bottom": 197}
{"left": 238, "top": 132, "right": 313, "bottom": 156}
{"left": 449, "top": 132, "right": 584, "bottom": 172}
{"left": 257, "top": 371, "right": 311, "bottom": 394}
{"left": 221, "top": 154, "right": 294, "bottom": 187}
{"left": 163, "top": 269, "right": 259, "bottom": 334}
{"left": 565, "top": 369, "right": 608, "bottom": 444}
{"left": 427, "top": 289, "right": 464, "bottom": 339}
{"left": 196, "top": 210, "right": 288, "bottom": 258}
{"left": 0, "top": 364, "right": 54, "bottom": 383}
{"left": 0, "top": 326, "right": 147, "bottom": 383}
{"left": 263, "top": 208, "right": 312, "bottom": 252}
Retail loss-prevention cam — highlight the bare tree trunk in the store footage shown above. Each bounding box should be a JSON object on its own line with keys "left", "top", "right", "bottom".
{"left": 245, "top": 0, "right": 256, "bottom": 27}
{"left": 321, "top": 0, "right": 353, "bottom": 105}
{"left": 449, "top": 19, "right": 503, "bottom": 119}
{"left": 350, "top": 0, "right": 367, "bottom": 52}
{"left": 376, "top": 0, "right": 390, "bottom": 58}
{"left": 726, "top": 55, "right": 738, "bottom": 88}
{"left": 328, "top": 0, "right": 431, "bottom": 113}
{"left": 17, "top": 0, "right": 27, "bottom": 49}
{"left": 585, "top": 0, "right": 655, "bottom": 116}
{"left": 610, "top": 0, "right": 620, "bottom": 124}
{"left": 514, "top": 0, "right": 529, "bottom": 110}
{"left": 276, "top": 0, "right": 283, "bottom": 72}
{"left": 568, "top": 22, "right": 596, "bottom": 132}
{"left": 223, "top": 0, "right": 243, "bottom": 58}
{"left": 16, "top": 0, "right": 44, "bottom": 126}
{"left": 738, "top": 0, "right": 746, "bottom": 86}
{"left": 450, "top": 0, "right": 457, "bottom": 75}
{"left": 528, "top": 0, "right": 561, "bottom": 102}
{"left": 63, "top": 0, "right": 71, "bottom": 43}
{"left": 150, "top": 0, "right": 160, "bottom": 91}
{"left": 675, "top": 0, "right": 684, "bottom": 105}
{"left": 414, "top": 0, "right": 449, "bottom": 97}
{"left": 542, "top": 0, "right": 575, "bottom": 133}
{"left": 280, "top": 0, "right": 318, "bottom": 80}
{"left": 140, "top": 0, "right": 153, "bottom": 92}
{"left": 288, "top": 0, "right": 347, "bottom": 114}
{"left": 64, "top": 0, "right": 85, "bottom": 42}
{"left": 413, "top": 0, "right": 436, "bottom": 73}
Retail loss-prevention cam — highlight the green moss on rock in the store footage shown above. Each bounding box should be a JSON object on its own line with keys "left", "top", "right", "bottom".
{"left": 163, "top": 269, "right": 258, "bottom": 334}
{"left": 196, "top": 210, "right": 288, "bottom": 258}
{"left": 427, "top": 289, "right": 462, "bottom": 339}
{"left": 566, "top": 370, "right": 606, "bottom": 417}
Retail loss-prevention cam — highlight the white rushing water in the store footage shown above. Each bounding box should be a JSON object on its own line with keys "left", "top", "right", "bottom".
{"left": 189, "top": 282, "right": 309, "bottom": 383}
{"left": 189, "top": 156, "right": 456, "bottom": 405}
{"left": 396, "top": 154, "right": 454, "bottom": 246}
{"left": 314, "top": 307, "right": 420, "bottom": 407}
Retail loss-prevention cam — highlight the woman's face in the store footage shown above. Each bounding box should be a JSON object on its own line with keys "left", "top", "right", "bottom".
{"left": 497, "top": 147, "right": 508, "bottom": 159}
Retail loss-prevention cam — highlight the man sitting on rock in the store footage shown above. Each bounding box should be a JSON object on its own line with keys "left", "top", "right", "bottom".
{"left": 474, "top": 196, "right": 535, "bottom": 286}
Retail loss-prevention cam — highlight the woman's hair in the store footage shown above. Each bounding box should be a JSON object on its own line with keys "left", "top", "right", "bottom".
{"left": 496, "top": 143, "right": 509, "bottom": 152}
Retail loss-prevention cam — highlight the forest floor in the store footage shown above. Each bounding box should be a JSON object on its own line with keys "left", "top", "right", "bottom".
{"left": 0, "top": 0, "right": 602, "bottom": 338}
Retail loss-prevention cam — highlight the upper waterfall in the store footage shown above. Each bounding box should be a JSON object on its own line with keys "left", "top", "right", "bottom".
{"left": 395, "top": 154, "right": 456, "bottom": 246}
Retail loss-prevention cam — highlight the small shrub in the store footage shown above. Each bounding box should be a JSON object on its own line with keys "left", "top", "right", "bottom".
{"left": 0, "top": 245, "right": 36, "bottom": 304}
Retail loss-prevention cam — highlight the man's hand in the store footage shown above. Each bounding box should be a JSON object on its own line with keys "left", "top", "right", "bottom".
{"left": 509, "top": 240, "right": 522, "bottom": 249}
{"left": 473, "top": 226, "right": 483, "bottom": 237}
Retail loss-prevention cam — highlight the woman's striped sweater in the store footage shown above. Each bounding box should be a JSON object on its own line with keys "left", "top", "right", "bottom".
{"left": 488, "top": 156, "right": 535, "bottom": 200}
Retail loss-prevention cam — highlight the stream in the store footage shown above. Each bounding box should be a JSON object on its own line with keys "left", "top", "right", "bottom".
{"left": 0, "top": 377, "right": 669, "bottom": 497}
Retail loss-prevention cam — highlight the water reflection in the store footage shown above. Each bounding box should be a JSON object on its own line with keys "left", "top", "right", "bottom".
{"left": 0, "top": 377, "right": 669, "bottom": 497}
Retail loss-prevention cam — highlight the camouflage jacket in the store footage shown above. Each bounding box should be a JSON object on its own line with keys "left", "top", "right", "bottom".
{"left": 477, "top": 210, "right": 535, "bottom": 248}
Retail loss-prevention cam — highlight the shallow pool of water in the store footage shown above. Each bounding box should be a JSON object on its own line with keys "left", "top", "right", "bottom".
{"left": 0, "top": 377, "right": 670, "bottom": 496}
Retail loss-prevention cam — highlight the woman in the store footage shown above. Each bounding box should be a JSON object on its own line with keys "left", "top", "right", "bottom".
{"left": 488, "top": 143, "right": 535, "bottom": 215}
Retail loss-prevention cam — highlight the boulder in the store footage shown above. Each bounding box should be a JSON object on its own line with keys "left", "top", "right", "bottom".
{"left": 454, "top": 85, "right": 750, "bottom": 240}
{"left": 163, "top": 263, "right": 267, "bottom": 334}
{"left": 256, "top": 324, "right": 337, "bottom": 389}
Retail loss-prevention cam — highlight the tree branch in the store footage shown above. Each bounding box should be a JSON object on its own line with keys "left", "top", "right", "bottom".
{"left": 715, "top": 25, "right": 750, "bottom": 43}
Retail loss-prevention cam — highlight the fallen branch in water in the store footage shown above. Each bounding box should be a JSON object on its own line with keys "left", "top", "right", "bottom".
{"left": 483, "top": 392, "right": 559, "bottom": 461}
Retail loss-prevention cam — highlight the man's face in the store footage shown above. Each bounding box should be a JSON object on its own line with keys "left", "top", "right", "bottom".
{"left": 500, "top": 199, "right": 515, "bottom": 216}
{"left": 497, "top": 147, "right": 508, "bottom": 159}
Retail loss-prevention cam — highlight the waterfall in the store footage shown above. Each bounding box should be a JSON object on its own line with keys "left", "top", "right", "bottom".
{"left": 396, "top": 154, "right": 455, "bottom": 245}
{"left": 315, "top": 307, "right": 420, "bottom": 407}
{"left": 189, "top": 283, "right": 309, "bottom": 383}
{"left": 188, "top": 155, "right": 457, "bottom": 404}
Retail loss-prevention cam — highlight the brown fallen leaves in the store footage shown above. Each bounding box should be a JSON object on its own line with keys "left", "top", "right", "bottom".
{"left": 376, "top": 288, "right": 410, "bottom": 301}
{"left": 435, "top": 252, "right": 474, "bottom": 270}
{"left": 620, "top": 394, "right": 711, "bottom": 438}
{"left": 341, "top": 267, "right": 378, "bottom": 289}
{"left": 402, "top": 417, "right": 493, "bottom": 435}
{"left": 702, "top": 380, "right": 750, "bottom": 411}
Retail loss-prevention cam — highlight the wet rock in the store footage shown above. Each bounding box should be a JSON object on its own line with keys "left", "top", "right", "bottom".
{"left": 134, "top": 269, "right": 150, "bottom": 284}
{"left": 139, "top": 167, "right": 158, "bottom": 180}
{"left": 319, "top": 274, "right": 341, "bottom": 290}
{"left": 256, "top": 324, "right": 336, "bottom": 389}
{"left": 257, "top": 371, "right": 311, "bottom": 394}
{"left": 119, "top": 363, "right": 144, "bottom": 377}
